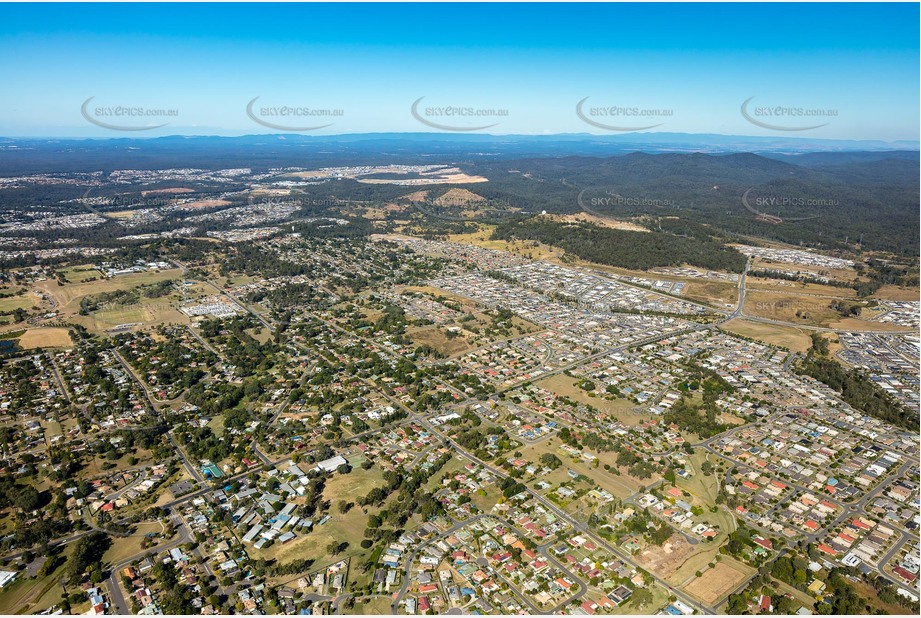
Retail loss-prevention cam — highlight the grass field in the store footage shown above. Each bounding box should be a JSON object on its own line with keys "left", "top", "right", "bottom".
{"left": 101, "top": 521, "right": 166, "bottom": 566}
{"left": 535, "top": 374, "right": 648, "bottom": 425}
{"left": 58, "top": 264, "right": 101, "bottom": 284}
{"left": 447, "top": 227, "right": 562, "bottom": 261}
{"left": 874, "top": 284, "right": 921, "bottom": 301}
{"left": 37, "top": 269, "right": 183, "bottom": 314}
{"left": 719, "top": 318, "right": 812, "bottom": 353}
{"left": 0, "top": 545, "right": 75, "bottom": 614}
{"left": 676, "top": 451, "right": 720, "bottom": 505}
{"left": 345, "top": 595, "right": 392, "bottom": 614}
{"left": 407, "top": 325, "right": 476, "bottom": 357}
{"left": 682, "top": 559, "right": 754, "bottom": 605}
{"left": 0, "top": 294, "right": 39, "bottom": 311}
{"left": 17, "top": 328, "right": 73, "bottom": 349}
{"left": 71, "top": 299, "right": 190, "bottom": 334}
{"left": 682, "top": 281, "right": 738, "bottom": 309}
{"left": 517, "top": 440, "right": 651, "bottom": 500}
{"left": 743, "top": 290, "right": 848, "bottom": 328}
{"left": 0, "top": 293, "right": 36, "bottom": 312}
{"left": 746, "top": 277, "right": 859, "bottom": 299}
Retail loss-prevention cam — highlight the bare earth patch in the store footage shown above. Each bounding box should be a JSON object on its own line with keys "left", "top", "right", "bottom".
{"left": 181, "top": 199, "right": 232, "bottom": 209}
{"left": 142, "top": 187, "right": 194, "bottom": 196}
{"left": 549, "top": 213, "right": 650, "bottom": 233}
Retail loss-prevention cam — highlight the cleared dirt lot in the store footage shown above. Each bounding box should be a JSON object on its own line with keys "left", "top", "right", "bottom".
{"left": 636, "top": 534, "right": 698, "bottom": 579}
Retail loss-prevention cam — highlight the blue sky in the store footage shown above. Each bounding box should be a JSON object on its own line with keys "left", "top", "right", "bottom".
{"left": 0, "top": 2, "right": 917, "bottom": 140}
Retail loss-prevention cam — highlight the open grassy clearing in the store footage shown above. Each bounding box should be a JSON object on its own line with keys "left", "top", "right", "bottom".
{"left": 407, "top": 325, "right": 477, "bottom": 357}
{"left": 676, "top": 451, "right": 720, "bottom": 505}
{"left": 57, "top": 264, "right": 101, "bottom": 284}
{"left": 0, "top": 544, "right": 75, "bottom": 614}
{"left": 719, "top": 318, "right": 812, "bottom": 353}
{"left": 206, "top": 414, "right": 226, "bottom": 437}
{"left": 0, "top": 293, "right": 38, "bottom": 313}
{"left": 746, "top": 276, "right": 860, "bottom": 298}
{"left": 682, "top": 281, "right": 739, "bottom": 308}
{"left": 874, "top": 284, "right": 921, "bottom": 301}
{"left": 101, "top": 521, "right": 166, "bottom": 566}
{"left": 16, "top": 328, "right": 73, "bottom": 349}
{"left": 518, "top": 440, "right": 652, "bottom": 500}
{"left": 682, "top": 558, "right": 754, "bottom": 605}
{"left": 76, "top": 305, "right": 190, "bottom": 333}
{"left": 344, "top": 595, "right": 392, "bottom": 614}
{"left": 36, "top": 268, "right": 182, "bottom": 312}
{"left": 535, "top": 374, "right": 649, "bottom": 426}
{"left": 744, "top": 290, "right": 856, "bottom": 328}
{"left": 446, "top": 227, "right": 562, "bottom": 261}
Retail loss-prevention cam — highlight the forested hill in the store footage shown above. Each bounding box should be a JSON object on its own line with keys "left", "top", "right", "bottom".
{"left": 468, "top": 151, "right": 920, "bottom": 255}
{"left": 491, "top": 217, "right": 748, "bottom": 273}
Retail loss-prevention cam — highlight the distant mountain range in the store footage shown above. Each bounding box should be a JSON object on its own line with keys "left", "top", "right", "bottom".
{"left": 0, "top": 133, "right": 916, "bottom": 176}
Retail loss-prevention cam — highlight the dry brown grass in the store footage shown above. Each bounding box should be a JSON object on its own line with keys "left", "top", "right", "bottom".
{"left": 683, "top": 560, "right": 752, "bottom": 605}
{"left": 683, "top": 281, "right": 739, "bottom": 308}
{"left": 17, "top": 327, "right": 73, "bottom": 349}
{"left": 874, "top": 285, "right": 921, "bottom": 301}
{"left": 720, "top": 318, "right": 813, "bottom": 353}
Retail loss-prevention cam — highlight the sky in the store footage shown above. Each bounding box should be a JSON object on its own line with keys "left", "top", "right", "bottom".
{"left": 0, "top": 2, "right": 918, "bottom": 141}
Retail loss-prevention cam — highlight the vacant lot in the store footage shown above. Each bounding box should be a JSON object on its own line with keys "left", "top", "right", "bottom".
{"left": 536, "top": 374, "right": 646, "bottom": 425}
{"left": 78, "top": 305, "right": 189, "bottom": 333}
{"left": 683, "top": 559, "right": 753, "bottom": 605}
{"left": 682, "top": 281, "right": 738, "bottom": 308}
{"left": 744, "top": 290, "right": 846, "bottom": 327}
{"left": 676, "top": 451, "right": 720, "bottom": 506}
{"left": 17, "top": 327, "right": 73, "bottom": 349}
{"left": 447, "top": 227, "right": 562, "bottom": 261}
{"left": 875, "top": 284, "right": 921, "bottom": 301}
{"left": 102, "top": 521, "right": 166, "bottom": 566}
{"left": 720, "top": 318, "right": 812, "bottom": 353}
{"left": 636, "top": 534, "right": 699, "bottom": 580}
{"left": 407, "top": 324, "right": 477, "bottom": 357}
